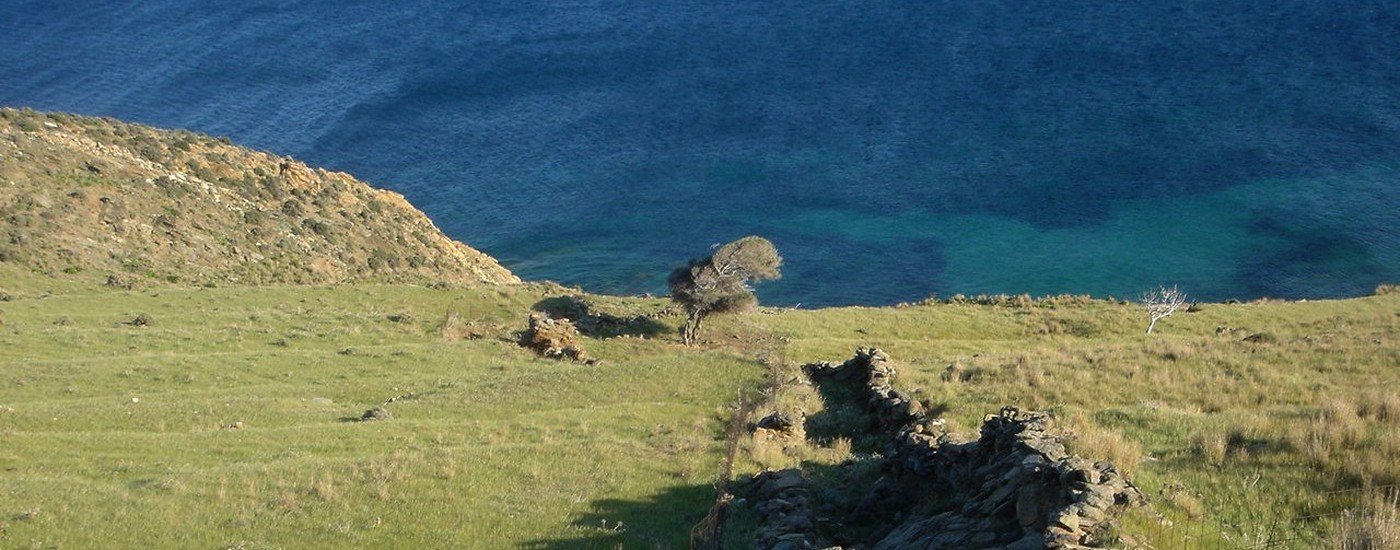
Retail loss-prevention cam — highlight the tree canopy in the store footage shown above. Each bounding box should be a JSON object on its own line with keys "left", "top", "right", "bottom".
{"left": 668, "top": 236, "right": 782, "bottom": 344}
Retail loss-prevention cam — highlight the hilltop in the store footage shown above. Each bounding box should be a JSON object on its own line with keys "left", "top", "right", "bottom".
{"left": 0, "top": 108, "right": 516, "bottom": 287}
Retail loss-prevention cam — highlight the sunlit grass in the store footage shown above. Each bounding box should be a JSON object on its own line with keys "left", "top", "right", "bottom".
{"left": 0, "top": 274, "right": 762, "bottom": 547}
{"left": 1, "top": 264, "right": 1395, "bottom": 546}
{"left": 731, "top": 292, "right": 1398, "bottom": 547}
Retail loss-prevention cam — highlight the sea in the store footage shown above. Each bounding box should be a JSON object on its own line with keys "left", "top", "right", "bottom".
{"left": 3, "top": 1, "right": 1397, "bottom": 306}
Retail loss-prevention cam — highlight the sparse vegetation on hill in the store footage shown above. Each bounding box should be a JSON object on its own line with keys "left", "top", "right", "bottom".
{"left": 0, "top": 108, "right": 517, "bottom": 287}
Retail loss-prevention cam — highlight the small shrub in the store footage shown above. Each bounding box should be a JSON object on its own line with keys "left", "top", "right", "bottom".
{"left": 1191, "top": 431, "right": 1228, "bottom": 466}
{"left": 1162, "top": 484, "right": 1205, "bottom": 520}
{"left": 367, "top": 250, "right": 400, "bottom": 270}
{"left": 1357, "top": 391, "right": 1400, "bottom": 423}
{"left": 281, "top": 199, "right": 304, "bottom": 217}
{"left": 136, "top": 143, "right": 165, "bottom": 163}
{"left": 301, "top": 218, "right": 332, "bottom": 237}
{"left": 941, "top": 362, "right": 963, "bottom": 382}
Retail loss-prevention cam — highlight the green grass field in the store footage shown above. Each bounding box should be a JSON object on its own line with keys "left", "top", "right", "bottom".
{"left": 0, "top": 268, "right": 762, "bottom": 548}
{"left": 1, "top": 265, "right": 1396, "bottom": 547}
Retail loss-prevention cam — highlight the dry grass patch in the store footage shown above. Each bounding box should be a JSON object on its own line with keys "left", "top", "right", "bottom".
{"left": 1063, "top": 412, "right": 1143, "bottom": 474}
{"left": 1331, "top": 492, "right": 1400, "bottom": 550}
{"left": 1190, "top": 431, "right": 1229, "bottom": 467}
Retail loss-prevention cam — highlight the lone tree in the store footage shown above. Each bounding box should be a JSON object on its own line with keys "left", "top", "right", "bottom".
{"left": 669, "top": 236, "right": 782, "bottom": 345}
{"left": 1142, "top": 285, "right": 1187, "bottom": 334}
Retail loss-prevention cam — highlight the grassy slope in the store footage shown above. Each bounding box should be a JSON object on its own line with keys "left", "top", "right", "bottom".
{"left": 3, "top": 109, "right": 1392, "bottom": 547}
{"left": 0, "top": 108, "right": 517, "bottom": 287}
{"left": 725, "top": 292, "right": 1399, "bottom": 547}
{"left": 0, "top": 266, "right": 761, "bottom": 548}
{"left": 3, "top": 263, "right": 1395, "bottom": 547}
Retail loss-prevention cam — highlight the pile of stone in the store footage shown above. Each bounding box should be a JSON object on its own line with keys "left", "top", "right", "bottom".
{"left": 753, "top": 411, "right": 805, "bottom": 441}
{"left": 876, "top": 407, "right": 1143, "bottom": 549}
{"left": 744, "top": 469, "right": 817, "bottom": 550}
{"left": 519, "top": 312, "right": 589, "bottom": 362}
{"left": 803, "top": 347, "right": 924, "bottom": 429}
{"left": 787, "top": 348, "right": 1142, "bottom": 549}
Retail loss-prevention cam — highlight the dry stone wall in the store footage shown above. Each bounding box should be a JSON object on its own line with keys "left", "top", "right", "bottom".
{"left": 879, "top": 407, "right": 1143, "bottom": 548}
{"left": 745, "top": 348, "right": 1143, "bottom": 549}
{"left": 744, "top": 469, "right": 818, "bottom": 550}
{"left": 803, "top": 347, "right": 925, "bottom": 429}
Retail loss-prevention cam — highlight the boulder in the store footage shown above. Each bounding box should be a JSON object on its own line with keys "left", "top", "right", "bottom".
{"left": 519, "top": 312, "right": 589, "bottom": 362}
{"left": 360, "top": 406, "right": 391, "bottom": 422}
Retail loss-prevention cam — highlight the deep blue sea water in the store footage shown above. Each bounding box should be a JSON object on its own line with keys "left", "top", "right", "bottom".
{"left": 3, "top": 1, "right": 1398, "bottom": 306}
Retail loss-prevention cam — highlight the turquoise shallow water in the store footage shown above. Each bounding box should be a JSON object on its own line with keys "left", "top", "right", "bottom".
{"left": 2, "top": 1, "right": 1397, "bottom": 305}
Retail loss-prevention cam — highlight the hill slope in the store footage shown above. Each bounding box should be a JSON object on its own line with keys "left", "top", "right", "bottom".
{"left": 0, "top": 110, "right": 1395, "bottom": 547}
{"left": 0, "top": 108, "right": 517, "bottom": 287}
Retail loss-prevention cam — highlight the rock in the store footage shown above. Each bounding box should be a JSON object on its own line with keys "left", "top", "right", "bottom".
{"left": 799, "top": 348, "right": 1144, "bottom": 549}
{"left": 875, "top": 407, "right": 1144, "bottom": 549}
{"left": 748, "top": 469, "right": 818, "bottom": 549}
{"left": 519, "top": 312, "right": 589, "bottom": 362}
{"left": 360, "top": 406, "right": 391, "bottom": 422}
{"left": 757, "top": 411, "right": 795, "bottom": 430}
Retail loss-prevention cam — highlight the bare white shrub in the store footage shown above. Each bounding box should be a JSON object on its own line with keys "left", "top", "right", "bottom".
{"left": 1142, "top": 285, "right": 1187, "bottom": 334}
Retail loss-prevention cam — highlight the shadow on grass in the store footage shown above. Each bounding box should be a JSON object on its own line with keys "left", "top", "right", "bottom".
{"left": 532, "top": 295, "right": 670, "bottom": 339}
{"left": 521, "top": 482, "right": 718, "bottom": 549}
{"left": 803, "top": 370, "right": 890, "bottom": 453}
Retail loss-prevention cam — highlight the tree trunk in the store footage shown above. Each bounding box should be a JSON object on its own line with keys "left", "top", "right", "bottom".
{"left": 682, "top": 310, "right": 704, "bottom": 345}
{"left": 1146, "top": 316, "right": 1157, "bottom": 334}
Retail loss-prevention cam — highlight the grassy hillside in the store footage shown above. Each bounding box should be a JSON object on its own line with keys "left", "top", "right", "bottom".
{"left": 0, "top": 266, "right": 759, "bottom": 547}
{"left": 0, "top": 108, "right": 516, "bottom": 287}
{"left": 724, "top": 291, "right": 1399, "bottom": 547}
{"left": 2, "top": 261, "right": 1395, "bottom": 547}
{"left": 1, "top": 109, "right": 1395, "bottom": 547}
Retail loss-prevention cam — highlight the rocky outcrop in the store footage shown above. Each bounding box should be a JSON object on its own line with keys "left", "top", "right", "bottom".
{"left": 519, "top": 313, "right": 589, "bottom": 362}
{"left": 878, "top": 407, "right": 1143, "bottom": 549}
{"left": 784, "top": 349, "right": 1143, "bottom": 549}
